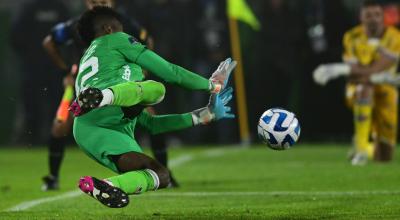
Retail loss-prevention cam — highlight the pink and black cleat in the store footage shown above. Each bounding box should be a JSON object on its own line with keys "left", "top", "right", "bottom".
{"left": 69, "top": 88, "right": 103, "bottom": 116}
{"left": 78, "top": 176, "right": 129, "bottom": 208}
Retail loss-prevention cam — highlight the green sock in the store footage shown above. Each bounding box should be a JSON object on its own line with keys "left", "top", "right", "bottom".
{"left": 110, "top": 80, "right": 165, "bottom": 107}
{"left": 106, "top": 169, "right": 159, "bottom": 194}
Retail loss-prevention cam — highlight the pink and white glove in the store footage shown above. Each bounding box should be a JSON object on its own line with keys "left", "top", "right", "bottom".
{"left": 209, "top": 58, "right": 237, "bottom": 93}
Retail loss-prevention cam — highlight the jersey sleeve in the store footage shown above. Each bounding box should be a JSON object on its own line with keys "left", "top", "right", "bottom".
{"left": 342, "top": 32, "right": 358, "bottom": 63}
{"left": 116, "top": 32, "right": 210, "bottom": 91}
{"left": 379, "top": 29, "right": 400, "bottom": 60}
{"left": 50, "top": 19, "right": 75, "bottom": 45}
{"left": 136, "top": 110, "right": 193, "bottom": 135}
{"left": 135, "top": 50, "right": 210, "bottom": 91}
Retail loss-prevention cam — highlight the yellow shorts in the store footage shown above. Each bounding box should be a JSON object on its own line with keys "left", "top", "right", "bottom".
{"left": 346, "top": 84, "right": 398, "bottom": 146}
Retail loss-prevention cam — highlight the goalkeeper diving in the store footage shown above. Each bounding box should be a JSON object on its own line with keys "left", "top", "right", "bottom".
{"left": 71, "top": 7, "right": 237, "bottom": 208}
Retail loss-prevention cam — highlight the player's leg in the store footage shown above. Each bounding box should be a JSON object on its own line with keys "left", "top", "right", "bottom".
{"left": 149, "top": 133, "right": 180, "bottom": 187}
{"left": 42, "top": 118, "right": 71, "bottom": 191}
{"left": 108, "top": 151, "right": 170, "bottom": 189}
{"left": 110, "top": 80, "right": 166, "bottom": 106}
{"left": 351, "top": 83, "right": 374, "bottom": 165}
{"left": 149, "top": 134, "right": 179, "bottom": 186}
{"left": 146, "top": 106, "right": 179, "bottom": 187}
{"left": 42, "top": 85, "right": 75, "bottom": 191}
{"left": 345, "top": 84, "right": 374, "bottom": 161}
{"left": 375, "top": 142, "right": 394, "bottom": 161}
{"left": 372, "top": 85, "right": 397, "bottom": 162}
{"left": 73, "top": 80, "right": 166, "bottom": 116}
{"left": 149, "top": 134, "right": 167, "bottom": 170}
{"left": 74, "top": 117, "right": 169, "bottom": 208}
{"left": 78, "top": 151, "right": 169, "bottom": 208}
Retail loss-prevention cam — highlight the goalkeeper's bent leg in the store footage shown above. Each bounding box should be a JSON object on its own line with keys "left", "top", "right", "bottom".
{"left": 107, "top": 80, "right": 166, "bottom": 107}
{"left": 107, "top": 152, "right": 170, "bottom": 194}
{"left": 106, "top": 169, "right": 159, "bottom": 194}
{"left": 74, "top": 81, "right": 165, "bottom": 116}
{"left": 78, "top": 152, "right": 169, "bottom": 208}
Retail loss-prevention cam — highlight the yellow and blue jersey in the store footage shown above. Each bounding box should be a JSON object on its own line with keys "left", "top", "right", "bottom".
{"left": 342, "top": 25, "right": 400, "bottom": 74}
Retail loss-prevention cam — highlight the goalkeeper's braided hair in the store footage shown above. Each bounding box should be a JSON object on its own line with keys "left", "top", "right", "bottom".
{"left": 78, "top": 6, "right": 123, "bottom": 46}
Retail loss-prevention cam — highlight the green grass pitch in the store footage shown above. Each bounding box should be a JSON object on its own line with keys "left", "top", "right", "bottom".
{"left": 0, "top": 144, "right": 400, "bottom": 219}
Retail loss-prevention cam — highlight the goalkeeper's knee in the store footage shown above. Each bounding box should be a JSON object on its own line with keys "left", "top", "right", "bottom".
{"left": 138, "top": 80, "right": 166, "bottom": 105}
{"left": 109, "top": 80, "right": 165, "bottom": 107}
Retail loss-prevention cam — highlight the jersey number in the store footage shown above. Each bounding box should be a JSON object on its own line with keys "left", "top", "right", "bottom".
{"left": 76, "top": 56, "right": 99, "bottom": 94}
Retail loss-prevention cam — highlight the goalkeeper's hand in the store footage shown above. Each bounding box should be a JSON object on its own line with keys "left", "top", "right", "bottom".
{"left": 370, "top": 72, "right": 400, "bottom": 86}
{"left": 209, "top": 58, "right": 237, "bottom": 93}
{"left": 209, "top": 87, "right": 235, "bottom": 120}
{"left": 192, "top": 87, "right": 235, "bottom": 125}
{"left": 313, "top": 63, "right": 351, "bottom": 86}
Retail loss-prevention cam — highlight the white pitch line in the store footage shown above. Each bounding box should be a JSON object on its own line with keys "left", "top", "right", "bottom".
{"left": 169, "top": 155, "right": 193, "bottom": 168}
{"left": 5, "top": 148, "right": 236, "bottom": 212}
{"left": 144, "top": 190, "right": 400, "bottom": 197}
{"left": 6, "top": 190, "right": 81, "bottom": 212}
{"left": 202, "top": 149, "right": 227, "bottom": 157}
{"left": 8, "top": 189, "right": 400, "bottom": 212}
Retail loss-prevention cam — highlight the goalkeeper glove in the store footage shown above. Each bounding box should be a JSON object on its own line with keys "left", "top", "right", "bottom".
{"left": 313, "top": 63, "right": 351, "bottom": 86}
{"left": 209, "top": 58, "right": 237, "bottom": 93}
{"left": 192, "top": 87, "right": 235, "bottom": 125}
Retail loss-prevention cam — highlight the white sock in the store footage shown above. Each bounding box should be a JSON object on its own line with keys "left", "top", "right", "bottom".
{"left": 99, "top": 89, "right": 114, "bottom": 107}
{"left": 144, "top": 169, "right": 160, "bottom": 190}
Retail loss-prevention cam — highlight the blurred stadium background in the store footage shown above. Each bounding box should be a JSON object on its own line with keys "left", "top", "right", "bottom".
{"left": 2, "top": 0, "right": 400, "bottom": 218}
{"left": 3, "top": 0, "right": 400, "bottom": 146}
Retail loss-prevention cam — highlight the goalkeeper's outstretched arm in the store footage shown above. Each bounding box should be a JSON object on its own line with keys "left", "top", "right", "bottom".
{"left": 134, "top": 50, "right": 236, "bottom": 93}
{"left": 136, "top": 50, "right": 211, "bottom": 91}
{"left": 136, "top": 87, "right": 235, "bottom": 135}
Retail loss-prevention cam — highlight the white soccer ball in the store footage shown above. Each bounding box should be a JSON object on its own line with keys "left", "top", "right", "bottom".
{"left": 258, "top": 108, "right": 301, "bottom": 150}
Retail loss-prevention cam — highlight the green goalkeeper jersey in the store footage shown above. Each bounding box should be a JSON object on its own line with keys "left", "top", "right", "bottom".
{"left": 73, "top": 32, "right": 206, "bottom": 171}
{"left": 75, "top": 32, "right": 210, "bottom": 96}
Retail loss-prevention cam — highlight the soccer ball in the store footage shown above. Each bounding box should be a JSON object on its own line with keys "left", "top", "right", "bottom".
{"left": 258, "top": 108, "right": 301, "bottom": 150}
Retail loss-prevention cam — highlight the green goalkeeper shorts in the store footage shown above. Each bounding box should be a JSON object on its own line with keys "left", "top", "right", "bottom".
{"left": 73, "top": 105, "right": 143, "bottom": 173}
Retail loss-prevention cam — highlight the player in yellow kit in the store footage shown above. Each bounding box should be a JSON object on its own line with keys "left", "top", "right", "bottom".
{"left": 313, "top": 0, "right": 400, "bottom": 165}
